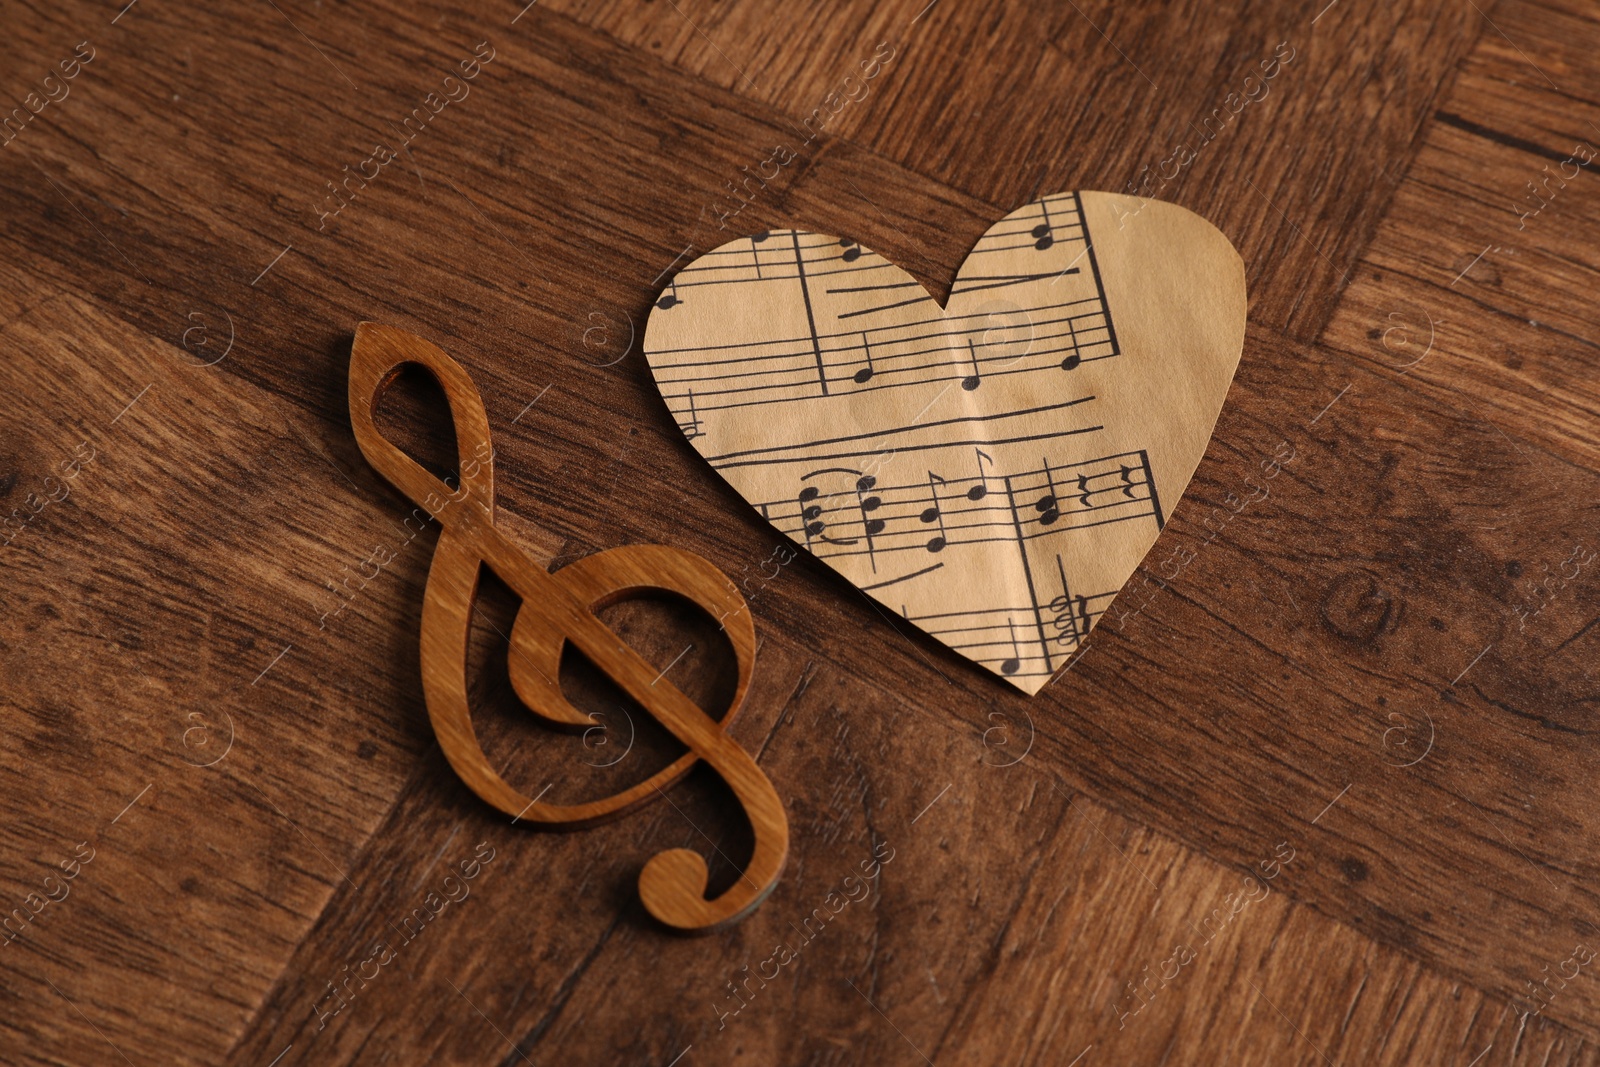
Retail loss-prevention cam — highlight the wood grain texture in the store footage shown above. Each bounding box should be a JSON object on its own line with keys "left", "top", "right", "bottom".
{"left": 3, "top": 0, "right": 1599, "bottom": 1063}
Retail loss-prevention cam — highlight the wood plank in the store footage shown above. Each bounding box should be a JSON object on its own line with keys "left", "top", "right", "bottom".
{"left": 1300, "top": 0, "right": 1600, "bottom": 1028}
{"left": 1319, "top": 0, "right": 1600, "bottom": 472}
{"left": 7, "top": 269, "right": 1585, "bottom": 1066}
{"left": 0, "top": 273, "right": 434, "bottom": 1065}
{"left": 5, "top": 0, "right": 1600, "bottom": 1062}
{"left": 547, "top": 0, "right": 1483, "bottom": 339}
{"left": 225, "top": 641, "right": 1599, "bottom": 1066}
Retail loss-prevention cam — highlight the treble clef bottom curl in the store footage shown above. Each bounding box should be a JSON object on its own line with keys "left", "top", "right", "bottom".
{"left": 348, "top": 322, "right": 788, "bottom": 933}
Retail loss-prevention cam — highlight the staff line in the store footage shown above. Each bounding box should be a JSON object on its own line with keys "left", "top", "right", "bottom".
{"left": 654, "top": 315, "right": 1102, "bottom": 380}
{"left": 650, "top": 297, "right": 1108, "bottom": 361}
{"left": 661, "top": 340, "right": 1114, "bottom": 410}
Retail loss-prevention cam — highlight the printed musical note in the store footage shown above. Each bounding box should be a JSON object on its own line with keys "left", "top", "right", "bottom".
{"left": 922, "top": 471, "right": 949, "bottom": 553}
{"left": 679, "top": 388, "right": 702, "bottom": 440}
{"left": 857, "top": 475, "right": 885, "bottom": 535}
{"left": 856, "top": 474, "right": 885, "bottom": 571}
{"left": 969, "top": 448, "right": 995, "bottom": 501}
{"left": 1000, "top": 619, "right": 1022, "bottom": 675}
{"left": 1031, "top": 200, "right": 1054, "bottom": 251}
{"left": 1049, "top": 556, "right": 1079, "bottom": 645}
{"left": 840, "top": 237, "right": 862, "bottom": 262}
{"left": 1035, "top": 459, "right": 1059, "bottom": 526}
{"left": 1045, "top": 593, "right": 1093, "bottom": 649}
{"left": 797, "top": 483, "right": 827, "bottom": 545}
{"left": 794, "top": 466, "right": 897, "bottom": 556}
{"left": 853, "top": 333, "right": 876, "bottom": 384}
{"left": 1045, "top": 555, "right": 1093, "bottom": 649}
{"left": 1062, "top": 308, "right": 1082, "bottom": 370}
{"left": 961, "top": 338, "right": 983, "bottom": 391}
{"left": 656, "top": 278, "right": 682, "bottom": 310}
{"left": 750, "top": 231, "right": 768, "bottom": 278}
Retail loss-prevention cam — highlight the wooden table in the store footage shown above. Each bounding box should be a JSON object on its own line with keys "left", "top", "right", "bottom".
{"left": 3, "top": 0, "right": 1598, "bottom": 1063}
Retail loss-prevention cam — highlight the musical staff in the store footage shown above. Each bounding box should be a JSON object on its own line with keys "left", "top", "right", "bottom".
{"left": 643, "top": 190, "right": 1176, "bottom": 693}
{"left": 756, "top": 450, "right": 1161, "bottom": 566}
{"left": 647, "top": 232, "right": 891, "bottom": 293}
{"left": 704, "top": 397, "right": 1100, "bottom": 471}
{"left": 650, "top": 297, "right": 1112, "bottom": 417}
{"left": 902, "top": 585, "right": 1120, "bottom": 681}
{"left": 648, "top": 192, "right": 1117, "bottom": 426}
{"left": 649, "top": 196, "right": 1094, "bottom": 303}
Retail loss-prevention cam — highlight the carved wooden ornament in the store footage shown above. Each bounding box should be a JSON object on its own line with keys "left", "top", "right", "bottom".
{"left": 644, "top": 192, "right": 1247, "bottom": 694}
{"left": 348, "top": 323, "right": 788, "bottom": 932}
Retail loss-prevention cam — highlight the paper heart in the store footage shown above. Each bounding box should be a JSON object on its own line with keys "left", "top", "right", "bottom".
{"left": 643, "top": 192, "right": 1245, "bottom": 694}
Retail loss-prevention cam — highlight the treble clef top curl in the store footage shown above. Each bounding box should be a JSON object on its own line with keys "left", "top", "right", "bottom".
{"left": 347, "top": 322, "right": 788, "bottom": 932}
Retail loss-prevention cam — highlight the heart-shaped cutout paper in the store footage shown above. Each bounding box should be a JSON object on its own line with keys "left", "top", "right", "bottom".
{"left": 644, "top": 192, "right": 1245, "bottom": 694}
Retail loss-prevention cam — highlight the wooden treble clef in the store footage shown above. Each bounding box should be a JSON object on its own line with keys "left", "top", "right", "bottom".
{"left": 347, "top": 322, "right": 788, "bottom": 932}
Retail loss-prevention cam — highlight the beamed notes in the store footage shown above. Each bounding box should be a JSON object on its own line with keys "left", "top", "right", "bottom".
{"left": 644, "top": 192, "right": 1247, "bottom": 694}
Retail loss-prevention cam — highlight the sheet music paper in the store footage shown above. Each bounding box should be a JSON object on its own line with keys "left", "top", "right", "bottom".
{"left": 644, "top": 191, "right": 1246, "bottom": 694}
